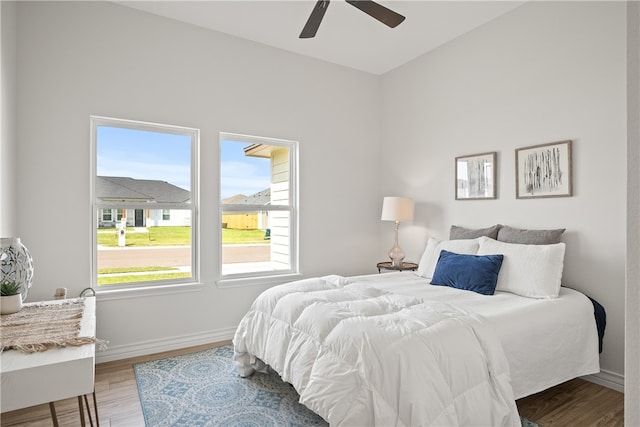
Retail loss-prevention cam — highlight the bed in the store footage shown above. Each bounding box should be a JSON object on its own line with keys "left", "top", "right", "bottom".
{"left": 233, "top": 232, "right": 602, "bottom": 426}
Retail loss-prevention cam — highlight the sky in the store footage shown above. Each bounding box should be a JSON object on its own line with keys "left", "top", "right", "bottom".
{"left": 96, "top": 126, "right": 270, "bottom": 199}
{"left": 220, "top": 140, "right": 271, "bottom": 199}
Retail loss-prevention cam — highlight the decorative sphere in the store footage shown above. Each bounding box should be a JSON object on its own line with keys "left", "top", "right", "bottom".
{"left": 1, "top": 238, "right": 34, "bottom": 302}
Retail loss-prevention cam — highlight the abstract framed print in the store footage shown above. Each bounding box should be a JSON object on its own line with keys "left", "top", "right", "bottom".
{"left": 516, "top": 140, "right": 572, "bottom": 199}
{"left": 455, "top": 152, "right": 497, "bottom": 200}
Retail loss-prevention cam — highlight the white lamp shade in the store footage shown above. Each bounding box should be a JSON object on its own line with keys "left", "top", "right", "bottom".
{"left": 381, "top": 197, "right": 414, "bottom": 222}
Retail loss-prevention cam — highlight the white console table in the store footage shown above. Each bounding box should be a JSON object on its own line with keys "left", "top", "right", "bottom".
{"left": 1, "top": 297, "right": 98, "bottom": 425}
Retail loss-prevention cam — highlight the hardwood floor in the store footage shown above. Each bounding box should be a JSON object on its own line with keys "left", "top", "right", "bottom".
{"left": 517, "top": 377, "right": 624, "bottom": 426}
{"left": 1, "top": 340, "right": 624, "bottom": 426}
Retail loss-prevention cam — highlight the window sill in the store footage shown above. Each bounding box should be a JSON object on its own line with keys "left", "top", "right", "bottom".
{"left": 217, "top": 273, "right": 302, "bottom": 288}
{"left": 95, "top": 281, "right": 204, "bottom": 301}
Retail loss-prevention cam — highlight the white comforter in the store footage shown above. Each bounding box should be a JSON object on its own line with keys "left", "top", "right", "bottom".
{"left": 349, "top": 272, "right": 601, "bottom": 399}
{"left": 233, "top": 275, "right": 521, "bottom": 426}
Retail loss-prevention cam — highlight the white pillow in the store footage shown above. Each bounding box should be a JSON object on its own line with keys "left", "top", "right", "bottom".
{"left": 417, "top": 237, "right": 480, "bottom": 279}
{"left": 476, "top": 236, "right": 566, "bottom": 299}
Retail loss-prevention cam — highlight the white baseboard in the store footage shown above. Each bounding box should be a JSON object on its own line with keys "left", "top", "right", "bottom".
{"left": 582, "top": 369, "right": 624, "bottom": 393}
{"left": 95, "top": 327, "right": 237, "bottom": 363}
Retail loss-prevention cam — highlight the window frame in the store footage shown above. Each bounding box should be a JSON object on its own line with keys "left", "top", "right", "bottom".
{"left": 90, "top": 116, "right": 200, "bottom": 293}
{"left": 217, "top": 132, "right": 300, "bottom": 287}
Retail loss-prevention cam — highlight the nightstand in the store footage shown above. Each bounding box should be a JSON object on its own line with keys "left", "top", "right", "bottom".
{"left": 377, "top": 261, "right": 418, "bottom": 273}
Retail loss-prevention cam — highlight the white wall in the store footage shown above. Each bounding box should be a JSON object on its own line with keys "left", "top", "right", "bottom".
{"left": 1, "top": 1, "right": 17, "bottom": 236}
{"left": 380, "top": 1, "right": 626, "bottom": 386}
{"left": 626, "top": 1, "right": 640, "bottom": 423}
{"left": 12, "top": 1, "right": 382, "bottom": 359}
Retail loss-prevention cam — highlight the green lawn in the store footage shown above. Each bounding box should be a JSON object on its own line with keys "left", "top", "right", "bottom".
{"left": 98, "top": 272, "right": 191, "bottom": 286}
{"left": 97, "top": 226, "right": 269, "bottom": 247}
{"left": 97, "top": 226, "right": 269, "bottom": 285}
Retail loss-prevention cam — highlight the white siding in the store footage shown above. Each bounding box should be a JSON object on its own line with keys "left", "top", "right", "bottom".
{"left": 270, "top": 148, "right": 290, "bottom": 269}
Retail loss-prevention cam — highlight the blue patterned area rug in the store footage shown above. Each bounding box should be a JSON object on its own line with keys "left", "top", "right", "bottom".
{"left": 134, "top": 344, "right": 541, "bottom": 427}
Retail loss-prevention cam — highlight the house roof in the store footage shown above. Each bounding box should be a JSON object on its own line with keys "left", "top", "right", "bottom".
{"left": 221, "top": 194, "right": 247, "bottom": 204}
{"left": 222, "top": 189, "right": 271, "bottom": 206}
{"left": 96, "top": 176, "right": 190, "bottom": 203}
{"left": 237, "top": 189, "right": 271, "bottom": 205}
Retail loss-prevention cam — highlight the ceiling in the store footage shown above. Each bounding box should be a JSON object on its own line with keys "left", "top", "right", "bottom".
{"left": 115, "top": 1, "right": 526, "bottom": 75}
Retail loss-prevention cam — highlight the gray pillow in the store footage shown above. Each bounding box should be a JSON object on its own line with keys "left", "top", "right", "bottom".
{"left": 449, "top": 224, "right": 501, "bottom": 240}
{"left": 497, "top": 225, "right": 565, "bottom": 245}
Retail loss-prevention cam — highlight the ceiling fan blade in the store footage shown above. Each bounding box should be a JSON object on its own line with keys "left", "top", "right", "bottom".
{"left": 300, "top": 0, "right": 330, "bottom": 39}
{"left": 345, "top": 0, "right": 405, "bottom": 28}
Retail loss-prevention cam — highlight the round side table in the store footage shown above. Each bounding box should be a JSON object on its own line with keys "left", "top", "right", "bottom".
{"left": 376, "top": 262, "right": 418, "bottom": 273}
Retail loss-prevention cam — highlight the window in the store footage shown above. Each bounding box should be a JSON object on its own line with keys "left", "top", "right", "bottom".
{"left": 91, "top": 116, "right": 199, "bottom": 290}
{"left": 219, "top": 133, "right": 298, "bottom": 283}
{"left": 101, "top": 209, "right": 113, "bottom": 222}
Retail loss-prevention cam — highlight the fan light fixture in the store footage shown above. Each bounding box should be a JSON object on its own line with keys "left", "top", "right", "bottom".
{"left": 300, "top": 0, "right": 405, "bottom": 39}
{"left": 381, "top": 197, "right": 414, "bottom": 267}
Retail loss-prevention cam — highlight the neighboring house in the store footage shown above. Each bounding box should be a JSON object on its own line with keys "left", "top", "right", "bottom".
{"left": 96, "top": 176, "right": 191, "bottom": 228}
{"left": 221, "top": 189, "right": 270, "bottom": 230}
{"left": 244, "top": 144, "right": 291, "bottom": 270}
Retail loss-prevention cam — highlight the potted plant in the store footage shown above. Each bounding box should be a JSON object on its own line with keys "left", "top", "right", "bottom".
{"left": 1, "top": 281, "right": 23, "bottom": 314}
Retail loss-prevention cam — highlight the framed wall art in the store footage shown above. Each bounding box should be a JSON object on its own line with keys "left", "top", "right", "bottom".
{"left": 455, "top": 152, "right": 497, "bottom": 200}
{"left": 516, "top": 140, "right": 572, "bottom": 199}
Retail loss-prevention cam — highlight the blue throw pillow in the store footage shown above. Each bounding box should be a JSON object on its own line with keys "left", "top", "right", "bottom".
{"left": 431, "top": 250, "right": 504, "bottom": 295}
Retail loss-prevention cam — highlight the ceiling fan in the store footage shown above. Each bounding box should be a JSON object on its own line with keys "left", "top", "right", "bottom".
{"left": 300, "top": 0, "right": 405, "bottom": 39}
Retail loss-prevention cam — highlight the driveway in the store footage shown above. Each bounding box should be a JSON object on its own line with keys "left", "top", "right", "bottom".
{"left": 97, "top": 245, "right": 270, "bottom": 268}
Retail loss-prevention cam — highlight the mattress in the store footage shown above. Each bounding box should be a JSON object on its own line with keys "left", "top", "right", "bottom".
{"left": 347, "top": 272, "right": 601, "bottom": 399}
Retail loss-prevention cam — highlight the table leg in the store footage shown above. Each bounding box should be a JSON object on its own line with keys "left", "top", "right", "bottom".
{"left": 83, "top": 391, "right": 99, "bottom": 427}
{"left": 78, "top": 396, "right": 86, "bottom": 427}
{"left": 48, "top": 402, "right": 59, "bottom": 427}
{"left": 83, "top": 394, "right": 94, "bottom": 427}
{"left": 92, "top": 391, "right": 100, "bottom": 427}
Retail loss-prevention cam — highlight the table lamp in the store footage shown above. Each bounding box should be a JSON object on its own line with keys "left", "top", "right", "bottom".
{"left": 381, "top": 197, "right": 414, "bottom": 267}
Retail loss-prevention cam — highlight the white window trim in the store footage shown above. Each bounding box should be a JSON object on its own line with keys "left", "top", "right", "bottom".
{"left": 217, "top": 132, "right": 299, "bottom": 288}
{"left": 90, "top": 116, "right": 200, "bottom": 293}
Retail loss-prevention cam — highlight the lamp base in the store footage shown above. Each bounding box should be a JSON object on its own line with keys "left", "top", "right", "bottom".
{"left": 390, "top": 258, "right": 404, "bottom": 268}
{"left": 388, "top": 245, "right": 405, "bottom": 268}
{"left": 387, "top": 221, "right": 405, "bottom": 268}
